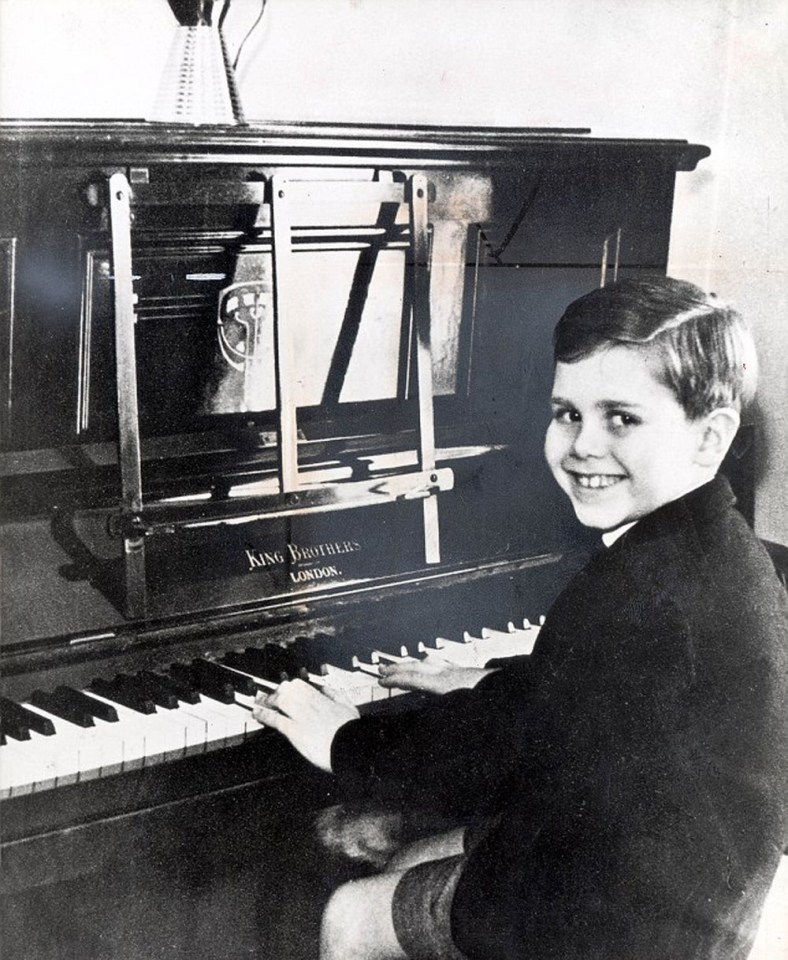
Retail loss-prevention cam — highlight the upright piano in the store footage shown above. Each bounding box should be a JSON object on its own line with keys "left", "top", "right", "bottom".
{"left": 0, "top": 121, "right": 710, "bottom": 959}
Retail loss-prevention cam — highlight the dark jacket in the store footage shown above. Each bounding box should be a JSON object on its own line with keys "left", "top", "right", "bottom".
{"left": 332, "top": 476, "right": 788, "bottom": 960}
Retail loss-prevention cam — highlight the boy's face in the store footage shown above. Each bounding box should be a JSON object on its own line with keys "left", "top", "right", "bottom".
{"left": 545, "top": 345, "right": 710, "bottom": 531}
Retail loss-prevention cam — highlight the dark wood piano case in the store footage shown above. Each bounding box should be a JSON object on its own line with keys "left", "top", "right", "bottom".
{"left": 0, "top": 121, "right": 708, "bottom": 959}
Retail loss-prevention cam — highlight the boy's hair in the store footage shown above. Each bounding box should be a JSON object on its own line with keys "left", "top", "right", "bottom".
{"left": 553, "top": 276, "right": 758, "bottom": 419}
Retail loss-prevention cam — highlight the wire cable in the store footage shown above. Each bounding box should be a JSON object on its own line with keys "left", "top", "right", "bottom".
{"left": 233, "top": 0, "right": 268, "bottom": 71}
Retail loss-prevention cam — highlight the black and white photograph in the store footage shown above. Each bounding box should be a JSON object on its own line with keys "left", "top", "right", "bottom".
{"left": 0, "top": 1, "right": 786, "bottom": 958}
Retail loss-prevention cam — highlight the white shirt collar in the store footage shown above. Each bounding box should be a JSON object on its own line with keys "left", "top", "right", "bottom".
{"left": 601, "top": 521, "right": 637, "bottom": 547}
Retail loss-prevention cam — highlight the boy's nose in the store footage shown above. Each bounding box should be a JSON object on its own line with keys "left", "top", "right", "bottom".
{"left": 571, "top": 420, "right": 608, "bottom": 458}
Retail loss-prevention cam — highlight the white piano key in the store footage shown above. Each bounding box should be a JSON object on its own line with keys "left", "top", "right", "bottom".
{"left": 177, "top": 697, "right": 234, "bottom": 752}
{"left": 317, "top": 664, "right": 386, "bottom": 704}
{"left": 171, "top": 705, "right": 210, "bottom": 756}
{"left": 220, "top": 663, "right": 278, "bottom": 693}
{"left": 87, "top": 717, "right": 128, "bottom": 776}
{"left": 351, "top": 660, "right": 392, "bottom": 701}
{"left": 80, "top": 693, "right": 168, "bottom": 770}
{"left": 0, "top": 741, "right": 40, "bottom": 797}
{"left": 0, "top": 736, "right": 58, "bottom": 794}
{"left": 22, "top": 701, "right": 108, "bottom": 782}
{"left": 193, "top": 695, "right": 253, "bottom": 747}
{"left": 15, "top": 705, "right": 82, "bottom": 785}
{"left": 6, "top": 728, "right": 62, "bottom": 792}
{"left": 420, "top": 638, "right": 481, "bottom": 667}
{"left": 368, "top": 652, "right": 425, "bottom": 697}
{"left": 478, "top": 625, "right": 537, "bottom": 658}
{"left": 207, "top": 694, "right": 262, "bottom": 745}
{"left": 370, "top": 649, "right": 409, "bottom": 664}
{"left": 86, "top": 691, "right": 218, "bottom": 766}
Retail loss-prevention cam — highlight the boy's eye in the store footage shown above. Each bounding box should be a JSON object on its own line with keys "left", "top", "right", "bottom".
{"left": 609, "top": 411, "right": 640, "bottom": 429}
{"left": 552, "top": 407, "right": 581, "bottom": 424}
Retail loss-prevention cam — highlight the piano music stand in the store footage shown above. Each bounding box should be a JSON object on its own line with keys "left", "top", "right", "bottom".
{"left": 107, "top": 171, "right": 453, "bottom": 619}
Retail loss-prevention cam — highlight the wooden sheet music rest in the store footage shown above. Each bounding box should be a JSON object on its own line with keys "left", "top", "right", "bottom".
{"left": 107, "top": 170, "right": 450, "bottom": 618}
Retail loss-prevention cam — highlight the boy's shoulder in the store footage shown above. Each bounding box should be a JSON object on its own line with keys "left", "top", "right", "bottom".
{"left": 558, "top": 477, "right": 781, "bottom": 619}
{"left": 622, "top": 474, "right": 774, "bottom": 580}
{"left": 587, "top": 475, "right": 786, "bottom": 637}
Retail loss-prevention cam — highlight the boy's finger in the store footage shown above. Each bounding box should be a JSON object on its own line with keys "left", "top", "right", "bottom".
{"left": 261, "top": 677, "right": 305, "bottom": 712}
{"left": 378, "top": 666, "right": 426, "bottom": 689}
{"left": 320, "top": 684, "right": 356, "bottom": 709}
{"left": 252, "top": 702, "right": 290, "bottom": 733}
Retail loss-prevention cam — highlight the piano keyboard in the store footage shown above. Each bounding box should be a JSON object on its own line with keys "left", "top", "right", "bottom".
{"left": 0, "top": 618, "right": 543, "bottom": 799}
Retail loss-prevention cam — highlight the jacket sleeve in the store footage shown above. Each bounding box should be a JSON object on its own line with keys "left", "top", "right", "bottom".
{"left": 330, "top": 662, "right": 540, "bottom": 814}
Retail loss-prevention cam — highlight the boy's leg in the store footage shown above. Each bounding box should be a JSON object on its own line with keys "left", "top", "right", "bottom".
{"left": 321, "top": 829, "right": 469, "bottom": 960}
{"left": 320, "top": 869, "right": 408, "bottom": 960}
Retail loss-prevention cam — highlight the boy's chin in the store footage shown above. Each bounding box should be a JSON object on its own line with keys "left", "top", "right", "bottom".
{"left": 570, "top": 500, "right": 633, "bottom": 531}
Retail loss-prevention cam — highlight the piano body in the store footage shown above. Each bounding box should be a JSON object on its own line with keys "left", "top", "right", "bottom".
{"left": 0, "top": 121, "right": 709, "bottom": 959}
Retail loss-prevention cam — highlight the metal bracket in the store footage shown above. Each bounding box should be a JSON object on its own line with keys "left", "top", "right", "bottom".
{"left": 108, "top": 172, "right": 146, "bottom": 619}
{"left": 106, "top": 171, "right": 444, "bottom": 618}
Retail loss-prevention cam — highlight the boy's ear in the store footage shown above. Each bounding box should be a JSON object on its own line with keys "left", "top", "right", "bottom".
{"left": 694, "top": 407, "right": 741, "bottom": 467}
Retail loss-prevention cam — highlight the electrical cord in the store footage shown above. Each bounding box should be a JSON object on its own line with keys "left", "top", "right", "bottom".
{"left": 233, "top": 0, "right": 268, "bottom": 72}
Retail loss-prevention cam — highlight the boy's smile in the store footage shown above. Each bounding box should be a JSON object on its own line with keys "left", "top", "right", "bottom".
{"left": 545, "top": 346, "right": 713, "bottom": 531}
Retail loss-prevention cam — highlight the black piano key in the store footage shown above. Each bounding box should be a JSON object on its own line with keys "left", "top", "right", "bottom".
{"left": 112, "top": 673, "right": 173, "bottom": 710}
{"left": 169, "top": 662, "right": 235, "bottom": 704}
{"left": 221, "top": 649, "right": 263, "bottom": 676}
{"left": 256, "top": 644, "right": 304, "bottom": 676}
{"left": 0, "top": 713, "right": 30, "bottom": 741}
{"left": 0, "top": 696, "right": 56, "bottom": 736}
{"left": 223, "top": 644, "right": 301, "bottom": 683}
{"left": 89, "top": 678, "right": 156, "bottom": 715}
{"left": 0, "top": 728, "right": 5, "bottom": 745}
{"left": 113, "top": 673, "right": 179, "bottom": 711}
{"left": 30, "top": 689, "right": 95, "bottom": 728}
{"left": 139, "top": 670, "right": 200, "bottom": 705}
{"left": 127, "top": 673, "right": 179, "bottom": 710}
{"left": 54, "top": 686, "right": 119, "bottom": 723}
{"left": 289, "top": 634, "right": 354, "bottom": 674}
{"left": 192, "top": 659, "right": 257, "bottom": 696}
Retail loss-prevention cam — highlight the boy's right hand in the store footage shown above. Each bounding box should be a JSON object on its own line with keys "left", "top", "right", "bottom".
{"left": 252, "top": 679, "right": 359, "bottom": 773}
{"left": 377, "top": 657, "right": 497, "bottom": 695}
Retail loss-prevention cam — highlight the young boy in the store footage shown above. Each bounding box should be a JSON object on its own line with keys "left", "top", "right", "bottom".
{"left": 253, "top": 276, "right": 788, "bottom": 960}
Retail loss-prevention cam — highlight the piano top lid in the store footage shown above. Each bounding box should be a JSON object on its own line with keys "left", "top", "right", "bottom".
{"left": 0, "top": 119, "right": 710, "bottom": 171}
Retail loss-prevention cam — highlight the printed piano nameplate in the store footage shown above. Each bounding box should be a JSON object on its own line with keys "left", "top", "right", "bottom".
{"left": 243, "top": 538, "right": 362, "bottom": 584}
{"left": 77, "top": 500, "right": 430, "bottom": 619}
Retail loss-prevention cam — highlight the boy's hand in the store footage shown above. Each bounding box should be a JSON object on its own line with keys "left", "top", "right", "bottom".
{"left": 378, "top": 657, "right": 497, "bottom": 695}
{"left": 252, "top": 679, "right": 359, "bottom": 773}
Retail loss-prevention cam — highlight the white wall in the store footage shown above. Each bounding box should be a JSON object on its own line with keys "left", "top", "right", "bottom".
{"left": 1, "top": 0, "right": 785, "bottom": 540}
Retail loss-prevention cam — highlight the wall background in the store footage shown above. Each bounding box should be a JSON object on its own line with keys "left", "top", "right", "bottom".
{"left": 1, "top": 0, "right": 785, "bottom": 543}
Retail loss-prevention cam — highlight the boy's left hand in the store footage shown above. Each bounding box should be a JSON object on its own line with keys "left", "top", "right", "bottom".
{"left": 378, "top": 658, "right": 496, "bottom": 695}
{"left": 252, "top": 679, "right": 359, "bottom": 773}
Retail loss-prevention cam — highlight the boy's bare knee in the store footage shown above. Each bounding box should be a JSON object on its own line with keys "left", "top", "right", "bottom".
{"left": 321, "top": 883, "right": 362, "bottom": 959}
{"left": 320, "top": 874, "right": 407, "bottom": 960}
